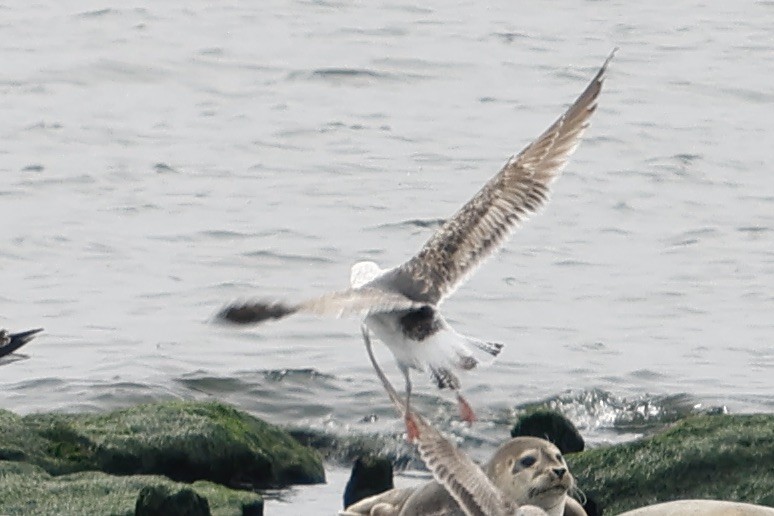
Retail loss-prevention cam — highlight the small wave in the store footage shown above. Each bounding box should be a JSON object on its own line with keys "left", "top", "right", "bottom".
{"left": 738, "top": 226, "right": 768, "bottom": 234}
{"left": 286, "top": 68, "right": 383, "bottom": 81}
{"left": 313, "top": 68, "right": 383, "bottom": 78}
{"left": 372, "top": 56, "right": 456, "bottom": 72}
{"left": 288, "top": 426, "right": 421, "bottom": 470}
{"left": 242, "top": 249, "right": 334, "bottom": 264}
{"left": 666, "top": 226, "right": 718, "bottom": 248}
{"left": 76, "top": 7, "right": 148, "bottom": 18}
{"left": 153, "top": 163, "right": 178, "bottom": 174}
{"left": 719, "top": 85, "right": 774, "bottom": 104}
{"left": 152, "top": 229, "right": 305, "bottom": 243}
{"left": 177, "top": 369, "right": 335, "bottom": 393}
{"left": 199, "top": 230, "right": 253, "bottom": 240}
{"left": 18, "top": 174, "right": 96, "bottom": 187}
{"left": 372, "top": 218, "right": 446, "bottom": 231}
{"left": 262, "top": 368, "right": 335, "bottom": 382}
{"left": 511, "top": 389, "right": 727, "bottom": 437}
{"left": 287, "top": 68, "right": 424, "bottom": 84}
{"left": 554, "top": 259, "right": 593, "bottom": 267}
{"left": 77, "top": 8, "right": 116, "bottom": 17}
{"left": 7, "top": 376, "right": 69, "bottom": 390}
{"left": 494, "top": 31, "right": 531, "bottom": 44}
{"left": 644, "top": 153, "right": 704, "bottom": 179}
{"left": 176, "top": 374, "right": 248, "bottom": 394}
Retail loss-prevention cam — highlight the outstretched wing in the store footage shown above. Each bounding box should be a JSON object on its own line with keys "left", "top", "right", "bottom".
{"left": 387, "top": 52, "right": 614, "bottom": 304}
{"left": 218, "top": 287, "right": 425, "bottom": 324}
{"left": 361, "top": 325, "right": 511, "bottom": 516}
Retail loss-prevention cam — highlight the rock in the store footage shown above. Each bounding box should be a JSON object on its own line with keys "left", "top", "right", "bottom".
{"left": 343, "top": 454, "right": 394, "bottom": 507}
{"left": 135, "top": 485, "right": 210, "bottom": 516}
{"left": 191, "top": 480, "right": 265, "bottom": 516}
{"left": 0, "top": 460, "right": 262, "bottom": 515}
{"left": 0, "top": 400, "right": 324, "bottom": 488}
{"left": 567, "top": 414, "right": 774, "bottom": 514}
{"left": 511, "top": 410, "right": 585, "bottom": 454}
{"left": 581, "top": 496, "right": 602, "bottom": 516}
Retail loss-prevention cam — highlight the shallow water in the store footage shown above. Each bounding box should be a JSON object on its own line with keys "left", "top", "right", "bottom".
{"left": 2, "top": 1, "right": 773, "bottom": 513}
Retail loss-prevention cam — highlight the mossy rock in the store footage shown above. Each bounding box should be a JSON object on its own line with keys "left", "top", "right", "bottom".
{"left": 511, "top": 410, "right": 585, "bottom": 454}
{"left": 567, "top": 414, "right": 774, "bottom": 514}
{"left": 0, "top": 460, "right": 262, "bottom": 516}
{"left": 0, "top": 401, "right": 324, "bottom": 488}
{"left": 343, "top": 454, "right": 394, "bottom": 508}
{"left": 135, "top": 485, "right": 210, "bottom": 516}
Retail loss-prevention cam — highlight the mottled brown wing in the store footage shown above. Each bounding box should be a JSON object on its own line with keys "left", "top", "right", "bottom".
{"left": 393, "top": 52, "right": 613, "bottom": 304}
{"left": 361, "top": 325, "right": 511, "bottom": 516}
{"left": 415, "top": 424, "right": 512, "bottom": 516}
{"left": 218, "top": 287, "right": 424, "bottom": 324}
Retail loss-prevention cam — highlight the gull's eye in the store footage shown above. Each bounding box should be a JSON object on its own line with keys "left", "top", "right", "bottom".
{"left": 519, "top": 456, "right": 536, "bottom": 468}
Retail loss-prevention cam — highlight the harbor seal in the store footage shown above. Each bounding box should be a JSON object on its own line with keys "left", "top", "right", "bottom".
{"left": 342, "top": 436, "right": 585, "bottom": 516}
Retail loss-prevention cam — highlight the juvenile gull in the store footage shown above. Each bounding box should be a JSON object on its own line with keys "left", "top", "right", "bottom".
{"left": 220, "top": 52, "right": 613, "bottom": 437}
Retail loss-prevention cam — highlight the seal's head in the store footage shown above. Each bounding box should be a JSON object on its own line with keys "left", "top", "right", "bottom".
{"left": 485, "top": 436, "right": 573, "bottom": 516}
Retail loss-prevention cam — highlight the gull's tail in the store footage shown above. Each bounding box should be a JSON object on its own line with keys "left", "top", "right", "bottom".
{"left": 415, "top": 322, "right": 504, "bottom": 392}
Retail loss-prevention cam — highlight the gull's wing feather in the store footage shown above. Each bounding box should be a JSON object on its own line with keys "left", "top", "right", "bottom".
{"left": 361, "top": 325, "right": 513, "bottom": 516}
{"left": 386, "top": 52, "right": 614, "bottom": 304}
{"left": 219, "top": 287, "right": 424, "bottom": 324}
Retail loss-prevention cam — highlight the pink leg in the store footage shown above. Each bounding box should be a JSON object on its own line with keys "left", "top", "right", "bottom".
{"left": 457, "top": 393, "right": 476, "bottom": 424}
{"left": 404, "top": 413, "right": 421, "bottom": 442}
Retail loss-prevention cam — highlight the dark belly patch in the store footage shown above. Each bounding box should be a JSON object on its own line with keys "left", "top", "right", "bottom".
{"left": 399, "top": 306, "right": 440, "bottom": 341}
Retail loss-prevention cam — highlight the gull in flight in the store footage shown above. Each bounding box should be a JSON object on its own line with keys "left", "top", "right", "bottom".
{"left": 220, "top": 52, "right": 613, "bottom": 438}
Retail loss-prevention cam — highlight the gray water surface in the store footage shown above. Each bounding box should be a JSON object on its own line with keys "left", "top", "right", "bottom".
{"left": 2, "top": 1, "right": 773, "bottom": 513}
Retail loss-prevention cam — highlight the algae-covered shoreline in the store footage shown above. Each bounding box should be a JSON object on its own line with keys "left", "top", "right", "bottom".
{"left": 0, "top": 401, "right": 772, "bottom": 515}
{"left": 0, "top": 400, "right": 324, "bottom": 515}
{"left": 567, "top": 413, "right": 774, "bottom": 514}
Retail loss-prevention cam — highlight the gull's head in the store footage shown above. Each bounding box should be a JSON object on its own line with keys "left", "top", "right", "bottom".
{"left": 350, "top": 261, "right": 382, "bottom": 288}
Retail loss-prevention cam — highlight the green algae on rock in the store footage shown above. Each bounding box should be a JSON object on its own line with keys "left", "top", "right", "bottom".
{"left": 0, "top": 460, "right": 263, "bottom": 516}
{"left": 134, "top": 484, "right": 210, "bottom": 516}
{"left": 0, "top": 400, "right": 324, "bottom": 488}
{"left": 567, "top": 414, "right": 774, "bottom": 514}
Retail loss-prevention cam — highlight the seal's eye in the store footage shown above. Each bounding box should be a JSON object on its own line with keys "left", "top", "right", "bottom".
{"left": 556, "top": 453, "right": 563, "bottom": 462}
{"left": 519, "top": 456, "right": 536, "bottom": 468}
